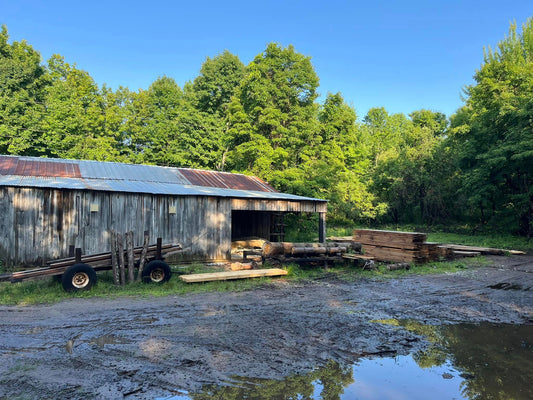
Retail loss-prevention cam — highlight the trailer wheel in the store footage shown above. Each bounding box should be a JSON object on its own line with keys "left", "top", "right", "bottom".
{"left": 62, "top": 264, "right": 97, "bottom": 292}
{"left": 142, "top": 260, "right": 171, "bottom": 284}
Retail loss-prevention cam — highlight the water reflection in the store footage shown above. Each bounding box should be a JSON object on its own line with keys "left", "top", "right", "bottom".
{"left": 161, "top": 323, "right": 532, "bottom": 400}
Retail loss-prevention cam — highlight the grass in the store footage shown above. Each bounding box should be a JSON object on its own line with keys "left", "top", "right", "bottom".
{"left": 0, "top": 257, "right": 490, "bottom": 306}
{"left": 0, "top": 264, "right": 273, "bottom": 306}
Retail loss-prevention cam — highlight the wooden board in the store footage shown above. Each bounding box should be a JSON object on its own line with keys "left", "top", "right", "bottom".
{"left": 342, "top": 254, "right": 375, "bottom": 260}
{"left": 442, "top": 244, "right": 525, "bottom": 256}
{"left": 452, "top": 250, "right": 482, "bottom": 257}
{"left": 353, "top": 229, "right": 427, "bottom": 250}
{"left": 180, "top": 268, "right": 288, "bottom": 283}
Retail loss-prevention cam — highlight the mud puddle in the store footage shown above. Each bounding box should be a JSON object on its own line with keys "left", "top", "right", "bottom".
{"left": 163, "top": 323, "right": 532, "bottom": 400}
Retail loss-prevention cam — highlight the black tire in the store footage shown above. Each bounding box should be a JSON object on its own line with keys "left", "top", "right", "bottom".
{"left": 142, "top": 260, "right": 171, "bottom": 284}
{"left": 62, "top": 263, "right": 97, "bottom": 292}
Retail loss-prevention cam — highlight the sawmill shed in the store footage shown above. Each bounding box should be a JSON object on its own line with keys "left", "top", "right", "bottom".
{"left": 0, "top": 155, "right": 327, "bottom": 267}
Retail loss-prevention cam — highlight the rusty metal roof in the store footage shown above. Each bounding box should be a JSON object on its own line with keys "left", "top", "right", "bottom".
{"left": 0, "top": 155, "right": 326, "bottom": 202}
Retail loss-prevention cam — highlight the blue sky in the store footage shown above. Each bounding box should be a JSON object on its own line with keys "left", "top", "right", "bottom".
{"left": 1, "top": 0, "right": 531, "bottom": 118}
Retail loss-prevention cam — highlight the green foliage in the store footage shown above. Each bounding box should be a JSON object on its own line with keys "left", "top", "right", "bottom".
{"left": 450, "top": 18, "right": 533, "bottom": 235}
{"left": 2, "top": 19, "right": 533, "bottom": 235}
{"left": 0, "top": 25, "right": 48, "bottom": 155}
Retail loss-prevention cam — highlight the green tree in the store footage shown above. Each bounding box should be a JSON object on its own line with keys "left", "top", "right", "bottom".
{"left": 126, "top": 76, "right": 223, "bottom": 168}
{"left": 226, "top": 43, "right": 319, "bottom": 177}
{"left": 40, "top": 55, "right": 121, "bottom": 160}
{"left": 451, "top": 18, "right": 533, "bottom": 234}
{"left": 191, "top": 50, "right": 245, "bottom": 116}
{"left": 0, "top": 25, "right": 48, "bottom": 155}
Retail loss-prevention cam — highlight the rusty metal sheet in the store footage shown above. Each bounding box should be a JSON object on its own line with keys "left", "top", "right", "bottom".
{"left": 178, "top": 169, "right": 277, "bottom": 192}
{"left": 0, "top": 156, "right": 81, "bottom": 178}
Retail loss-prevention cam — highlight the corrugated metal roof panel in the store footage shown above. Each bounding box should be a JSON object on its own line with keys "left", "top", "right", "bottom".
{"left": 178, "top": 168, "right": 277, "bottom": 192}
{"left": 0, "top": 175, "right": 323, "bottom": 201}
{"left": 0, "top": 155, "right": 326, "bottom": 202}
{"left": 0, "top": 156, "right": 82, "bottom": 178}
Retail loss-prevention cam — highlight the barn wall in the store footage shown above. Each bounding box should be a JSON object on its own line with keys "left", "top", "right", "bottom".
{"left": 0, "top": 187, "right": 232, "bottom": 266}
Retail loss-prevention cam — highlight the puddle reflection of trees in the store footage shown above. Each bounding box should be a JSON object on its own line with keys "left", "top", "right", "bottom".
{"left": 405, "top": 321, "right": 532, "bottom": 400}
{"left": 189, "top": 322, "right": 531, "bottom": 400}
{"left": 191, "top": 360, "right": 353, "bottom": 400}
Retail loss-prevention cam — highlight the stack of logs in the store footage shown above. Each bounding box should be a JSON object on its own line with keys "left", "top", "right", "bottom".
{"left": 353, "top": 229, "right": 447, "bottom": 264}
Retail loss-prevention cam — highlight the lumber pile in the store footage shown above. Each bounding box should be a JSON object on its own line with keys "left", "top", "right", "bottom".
{"left": 353, "top": 229, "right": 526, "bottom": 263}
{"left": 354, "top": 229, "right": 431, "bottom": 263}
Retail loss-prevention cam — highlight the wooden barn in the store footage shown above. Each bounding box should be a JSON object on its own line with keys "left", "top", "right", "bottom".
{"left": 0, "top": 155, "right": 327, "bottom": 267}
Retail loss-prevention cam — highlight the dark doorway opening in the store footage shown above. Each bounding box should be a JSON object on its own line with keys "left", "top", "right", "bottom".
{"left": 231, "top": 211, "right": 286, "bottom": 242}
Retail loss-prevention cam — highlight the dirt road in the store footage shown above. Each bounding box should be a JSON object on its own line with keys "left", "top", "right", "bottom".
{"left": 1, "top": 255, "right": 532, "bottom": 399}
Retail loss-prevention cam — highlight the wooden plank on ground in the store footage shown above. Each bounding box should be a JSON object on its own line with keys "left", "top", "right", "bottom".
{"left": 443, "top": 244, "right": 525, "bottom": 256}
{"left": 342, "top": 254, "right": 375, "bottom": 260}
{"left": 452, "top": 250, "right": 481, "bottom": 257}
{"left": 180, "top": 268, "right": 288, "bottom": 283}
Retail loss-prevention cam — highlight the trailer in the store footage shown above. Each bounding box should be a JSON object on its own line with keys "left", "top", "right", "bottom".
{"left": 0, "top": 238, "right": 182, "bottom": 292}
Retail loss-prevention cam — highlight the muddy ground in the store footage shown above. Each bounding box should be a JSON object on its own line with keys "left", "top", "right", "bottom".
{"left": 1, "top": 255, "right": 532, "bottom": 399}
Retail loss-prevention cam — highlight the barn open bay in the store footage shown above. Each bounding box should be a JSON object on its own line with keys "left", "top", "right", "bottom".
{"left": 0, "top": 255, "right": 531, "bottom": 399}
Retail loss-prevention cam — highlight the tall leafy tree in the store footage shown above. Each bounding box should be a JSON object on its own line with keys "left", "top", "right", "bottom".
{"left": 226, "top": 43, "right": 319, "bottom": 178}
{"left": 41, "top": 55, "right": 121, "bottom": 160}
{"left": 0, "top": 25, "right": 48, "bottom": 155}
{"left": 191, "top": 50, "right": 245, "bottom": 116}
{"left": 451, "top": 18, "right": 533, "bottom": 234}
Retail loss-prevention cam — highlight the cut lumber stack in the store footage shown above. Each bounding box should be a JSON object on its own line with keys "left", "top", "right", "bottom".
{"left": 353, "top": 229, "right": 429, "bottom": 263}
{"left": 353, "top": 229, "right": 526, "bottom": 264}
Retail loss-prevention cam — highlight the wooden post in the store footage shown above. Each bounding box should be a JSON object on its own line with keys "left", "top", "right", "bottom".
{"left": 136, "top": 230, "right": 150, "bottom": 282}
{"left": 319, "top": 212, "right": 326, "bottom": 243}
{"left": 75, "top": 248, "right": 82, "bottom": 264}
{"left": 126, "top": 231, "right": 135, "bottom": 283}
{"left": 68, "top": 245, "right": 75, "bottom": 258}
{"left": 110, "top": 231, "right": 120, "bottom": 285}
{"left": 156, "top": 237, "right": 162, "bottom": 260}
{"left": 117, "top": 233, "right": 125, "bottom": 285}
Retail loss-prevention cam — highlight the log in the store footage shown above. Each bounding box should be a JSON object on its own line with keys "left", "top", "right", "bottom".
{"left": 231, "top": 238, "right": 268, "bottom": 250}
{"left": 111, "top": 231, "right": 119, "bottom": 285}
{"left": 291, "top": 247, "right": 327, "bottom": 256}
{"left": 126, "top": 231, "right": 135, "bottom": 283}
{"left": 230, "top": 262, "right": 254, "bottom": 271}
{"left": 386, "top": 263, "right": 411, "bottom": 271}
{"left": 263, "top": 242, "right": 350, "bottom": 257}
{"left": 136, "top": 230, "right": 150, "bottom": 282}
{"left": 117, "top": 233, "right": 126, "bottom": 285}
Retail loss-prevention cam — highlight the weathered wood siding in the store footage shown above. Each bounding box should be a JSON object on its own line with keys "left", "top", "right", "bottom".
{"left": 0, "top": 187, "right": 232, "bottom": 266}
{"left": 231, "top": 198, "right": 327, "bottom": 213}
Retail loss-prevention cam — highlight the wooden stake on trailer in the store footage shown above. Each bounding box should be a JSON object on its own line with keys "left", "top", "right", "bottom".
{"left": 110, "top": 231, "right": 119, "bottom": 285}
{"left": 136, "top": 230, "right": 150, "bottom": 282}
{"left": 75, "top": 248, "right": 82, "bottom": 264}
{"left": 117, "top": 233, "right": 125, "bottom": 285}
{"left": 126, "top": 231, "right": 135, "bottom": 283}
{"left": 156, "top": 237, "right": 162, "bottom": 260}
